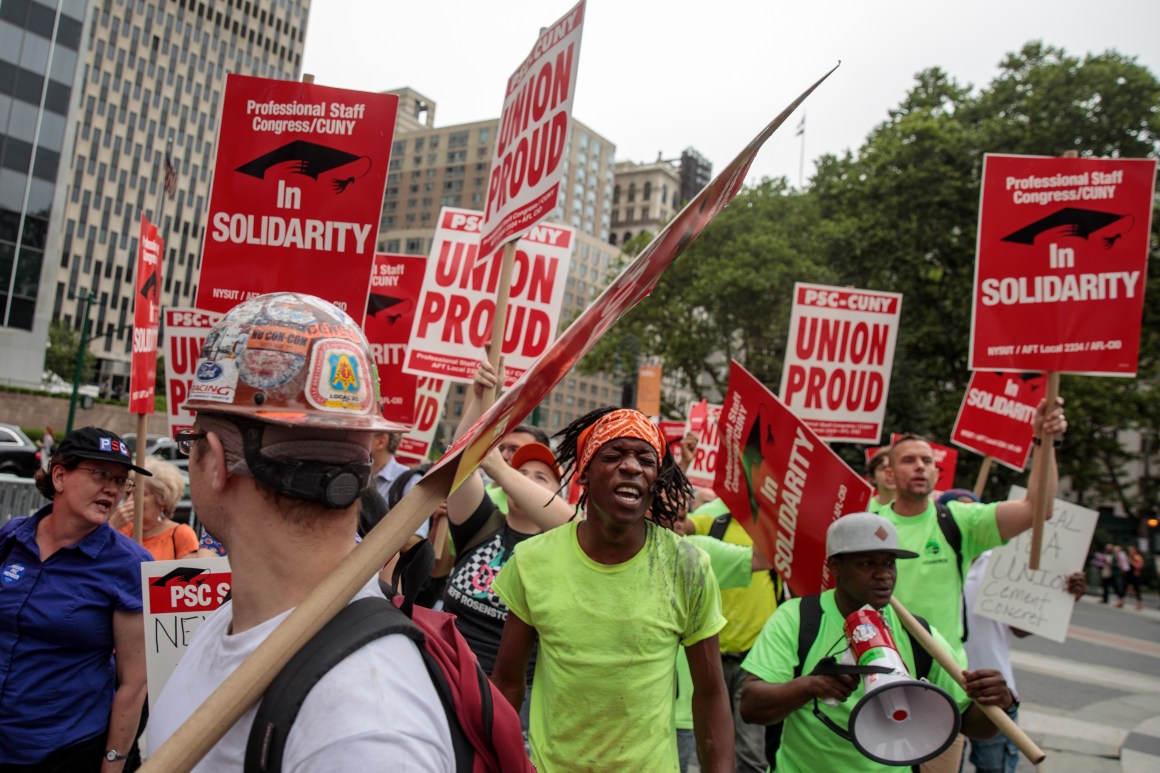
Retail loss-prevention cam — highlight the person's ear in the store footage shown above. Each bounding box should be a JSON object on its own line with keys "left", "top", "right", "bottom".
{"left": 826, "top": 555, "right": 841, "bottom": 579}
{"left": 577, "top": 468, "right": 588, "bottom": 488}
{"left": 202, "top": 431, "right": 230, "bottom": 493}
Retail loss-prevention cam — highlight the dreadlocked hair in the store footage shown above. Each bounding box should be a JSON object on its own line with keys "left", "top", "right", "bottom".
{"left": 553, "top": 405, "right": 692, "bottom": 530}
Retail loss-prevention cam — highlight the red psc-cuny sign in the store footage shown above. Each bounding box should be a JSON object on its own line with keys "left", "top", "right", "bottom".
{"left": 147, "top": 566, "right": 233, "bottom": 614}
{"left": 717, "top": 361, "right": 872, "bottom": 597}
{"left": 129, "top": 214, "right": 163, "bottom": 413}
{"left": 970, "top": 154, "right": 1157, "bottom": 375}
{"left": 779, "top": 283, "right": 902, "bottom": 443}
{"left": 195, "top": 74, "right": 397, "bottom": 316}
{"left": 406, "top": 207, "right": 573, "bottom": 386}
{"left": 479, "top": 0, "right": 585, "bottom": 257}
{"left": 164, "top": 308, "right": 224, "bottom": 437}
{"left": 683, "top": 400, "right": 723, "bottom": 490}
{"left": 395, "top": 377, "right": 450, "bottom": 466}
{"left": 951, "top": 371, "right": 1045, "bottom": 471}
{"left": 363, "top": 254, "right": 427, "bottom": 426}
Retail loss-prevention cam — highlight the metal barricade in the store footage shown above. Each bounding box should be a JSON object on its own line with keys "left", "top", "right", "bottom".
{"left": 0, "top": 474, "right": 48, "bottom": 527}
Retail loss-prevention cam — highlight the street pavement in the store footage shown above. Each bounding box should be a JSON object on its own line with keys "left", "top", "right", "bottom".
{"left": 965, "top": 590, "right": 1160, "bottom": 772}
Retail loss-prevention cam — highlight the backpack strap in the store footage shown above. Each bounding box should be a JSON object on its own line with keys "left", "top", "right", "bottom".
{"left": 708, "top": 512, "right": 732, "bottom": 541}
{"left": 243, "top": 596, "right": 473, "bottom": 773}
{"left": 765, "top": 595, "right": 824, "bottom": 770}
{"left": 907, "top": 613, "right": 934, "bottom": 681}
{"left": 934, "top": 502, "right": 968, "bottom": 643}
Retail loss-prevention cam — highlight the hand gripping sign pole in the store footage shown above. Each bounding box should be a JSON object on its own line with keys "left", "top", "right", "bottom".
{"left": 141, "top": 64, "right": 840, "bottom": 771}
{"left": 888, "top": 597, "right": 1046, "bottom": 765}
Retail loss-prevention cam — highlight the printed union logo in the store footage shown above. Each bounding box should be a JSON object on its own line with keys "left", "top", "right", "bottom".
{"left": 925, "top": 540, "right": 941, "bottom": 556}
{"left": 2, "top": 562, "right": 26, "bottom": 583}
{"left": 851, "top": 623, "right": 878, "bottom": 644}
{"left": 197, "top": 361, "right": 224, "bottom": 381}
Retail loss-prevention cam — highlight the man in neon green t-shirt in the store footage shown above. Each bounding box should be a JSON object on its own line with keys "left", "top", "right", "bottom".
{"left": 491, "top": 408, "right": 734, "bottom": 772}
{"left": 739, "top": 513, "right": 1016, "bottom": 773}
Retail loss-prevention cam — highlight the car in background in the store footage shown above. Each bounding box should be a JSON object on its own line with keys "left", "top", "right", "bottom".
{"left": 0, "top": 423, "right": 41, "bottom": 478}
{"left": 123, "top": 433, "right": 181, "bottom": 460}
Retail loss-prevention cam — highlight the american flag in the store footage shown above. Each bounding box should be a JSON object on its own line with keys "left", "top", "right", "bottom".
{"left": 164, "top": 152, "right": 177, "bottom": 199}
{"left": 794, "top": 114, "right": 806, "bottom": 137}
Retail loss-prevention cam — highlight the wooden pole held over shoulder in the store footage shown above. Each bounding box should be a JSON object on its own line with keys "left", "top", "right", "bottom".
{"left": 888, "top": 597, "right": 1046, "bottom": 765}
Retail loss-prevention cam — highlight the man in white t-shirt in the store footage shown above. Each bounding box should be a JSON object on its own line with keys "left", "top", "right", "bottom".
{"left": 146, "top": 293, "right": 454, "bottom": 771}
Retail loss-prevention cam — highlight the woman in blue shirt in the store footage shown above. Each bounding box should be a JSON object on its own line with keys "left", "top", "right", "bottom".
{"left": 0, "top": 427, "right": 153, "bottom": 771}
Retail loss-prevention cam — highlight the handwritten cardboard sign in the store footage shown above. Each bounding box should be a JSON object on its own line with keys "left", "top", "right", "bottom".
{"left": 970, "top": 486, "right": 1097, "bottom": 642}
{"left": 141, "top": 557, "right": 232, "bottom": 707}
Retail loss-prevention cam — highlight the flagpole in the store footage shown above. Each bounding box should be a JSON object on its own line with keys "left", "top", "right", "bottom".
{"left": 798, "top": 113, "right": 806, "bottom": 189}
{"left": 132, "top": 134, "right": 174, "bottom": 543}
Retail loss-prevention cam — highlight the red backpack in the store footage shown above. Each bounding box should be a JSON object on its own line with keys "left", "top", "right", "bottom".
{"left": 244, "top": 566, "right": 532, "bottom": 772}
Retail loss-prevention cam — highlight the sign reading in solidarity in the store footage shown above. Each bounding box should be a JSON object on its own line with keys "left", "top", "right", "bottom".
{"left": 406, "top": 207, "right": 573, "bottom": 386}
{"left": 141, "top": 558, "right": 232, "bottom": 708}
{"left": 951, "top": 371, "right": 1045, "bottom": 470}
{"left": 890, "top": 433, "right": 958, "bottom": 492}
{"left": 779, "top": 283, "right": 902, "bottom": 443}
{"left": 971, "top": 487, "right": 1097, "bottom": 643}
{"left": 684, "top": 400, "right": 723, "bottom": 490}
{"left": 129, "top": 214, "right": 164, "bottom": 413}
{"left": 163, "top": 308, "right": 224, "bottom": 437}
{"left": 195, "top": 74, "right": 397, "bottom": 315}
{"left": 479, "top": 0, "right": 585, "bottom": 257}
{"left": 717, "top": 361, "right": 872, "bottom": 597}
{"left": 970, "top": 154, "right": 1157, "bottom": 375}
{"left": 395, "top": 376, "right": 450, "bottom": 466}
{"left": 363, "top": 254, "right": 427, "bottom": 426}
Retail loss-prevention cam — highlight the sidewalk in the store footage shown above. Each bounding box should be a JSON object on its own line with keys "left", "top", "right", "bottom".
{"left": 984, "top": 595, "right": 1160, "bottom": 772}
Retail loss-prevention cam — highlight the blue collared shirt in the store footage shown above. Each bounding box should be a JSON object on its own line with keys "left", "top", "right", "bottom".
{"left": 0, "top": 506, "right": 152, "bottom": 764}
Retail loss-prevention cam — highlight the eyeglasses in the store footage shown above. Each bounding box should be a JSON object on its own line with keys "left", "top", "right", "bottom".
{"left": 175, "top": 429, "right": 209, "bottom": 456}
{"left": 75, "top": 466, "right": 135, "bottom": 491}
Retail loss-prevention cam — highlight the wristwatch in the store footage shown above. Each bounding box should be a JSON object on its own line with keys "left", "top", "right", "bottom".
{"left": 105, "top": 749, "right": 128, "bottom": 762}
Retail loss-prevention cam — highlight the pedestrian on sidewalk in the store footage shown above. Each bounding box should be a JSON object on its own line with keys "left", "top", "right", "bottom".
{"left": 1092, "top": 545, "right": 1118, "bottom": 604}
{"left": 1123, "top": 545, "right": 1146, "bottom": 610}
{"left": 1114, "top": 544, "right": 1131, "bottom": 607}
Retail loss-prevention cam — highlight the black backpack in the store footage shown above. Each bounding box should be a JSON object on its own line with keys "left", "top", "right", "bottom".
{"left": 933, "top": 502, "right": 967, "bottom": 643}
{"left": 764, "top": 595, "right": 934, "bottom": 770}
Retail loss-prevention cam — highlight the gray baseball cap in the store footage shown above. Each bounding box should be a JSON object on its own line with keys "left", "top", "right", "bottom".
{"left": 826, "top": 512, "right": 919, "bottom": 559}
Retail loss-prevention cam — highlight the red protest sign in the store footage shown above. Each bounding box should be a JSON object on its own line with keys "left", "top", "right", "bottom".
{"left": 163, "top": 308, "right": 225, "bottom": 437}
{"left": 970, "top": 154, "right": 1157, "bottom": 375}
{"left": 429, "top": 67, "right": 839, "bottom": 490}
{"left": 717, "top": 361, "right": 872, "bottom": 597}
{"left": 406, "top": 208, "right": 573, "bottom": 386}
{"left": 890, "top": 433, "right": 958, "bottom": 492}
{"left": 129, "top": 215, "right": 163, "bottom": 413}
{"left": 480, "top": 0, "right": 585, "bottom": 257}
{"left": 195, "top": 74, "right": 397, "bottom": 316}
{"left": 951, "top": 371, "right": 1045, "bottom": 471}
{"left": 779, "top": 283, "right": 902, "bottom": 443}
{"left": 684, "top": 401, "right": 723, "bottom": 490}
{"left": 395, "top": 376, "right": 450, "bottom": 466}
{"left": 147, "top": 565, "right": 233, "bottom": 615}
{"left": 363, "top": 254, "right": 427, "bottom": 426}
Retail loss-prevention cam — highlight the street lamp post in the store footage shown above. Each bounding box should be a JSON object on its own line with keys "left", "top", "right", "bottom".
{"left": 66, "top": 289, "right": 98, "bottom": 434}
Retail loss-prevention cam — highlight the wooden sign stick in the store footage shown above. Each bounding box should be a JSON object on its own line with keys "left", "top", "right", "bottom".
{"left": 889, "top": 597, "right": 1046, "bottom": 765}
{"left": 972, "top": 456, "right": 993, "bottom": 499}
{"left": 132, "top": 413, "right": 147, "bottom": 543}
{"left": 1027, "top": 372, "right": 1059, "bottom": 571}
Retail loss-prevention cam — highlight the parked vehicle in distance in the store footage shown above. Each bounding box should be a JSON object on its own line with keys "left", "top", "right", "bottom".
{"left": 122, "top": 433, "right": 180, "bottom": 460}
{"left": 0, "top": 424, "right": 41, "bottom": 478}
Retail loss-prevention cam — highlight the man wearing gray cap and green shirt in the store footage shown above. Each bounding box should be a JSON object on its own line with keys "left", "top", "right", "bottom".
{"left": 738, "top": 513, "right": 1015, "bottom": 773}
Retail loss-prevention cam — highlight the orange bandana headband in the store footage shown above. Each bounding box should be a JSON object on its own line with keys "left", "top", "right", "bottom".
{"left": 576, "top": 409, "right": 666, "bottom": 477}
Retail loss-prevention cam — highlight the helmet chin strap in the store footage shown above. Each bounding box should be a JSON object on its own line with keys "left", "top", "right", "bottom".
{"left": 234, "top": 418, "right": 370, "bottom": 509}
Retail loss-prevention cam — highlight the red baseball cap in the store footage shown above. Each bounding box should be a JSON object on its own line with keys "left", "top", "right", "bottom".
{"left": 510, "top": 442, "right": 561, "bottom": 480}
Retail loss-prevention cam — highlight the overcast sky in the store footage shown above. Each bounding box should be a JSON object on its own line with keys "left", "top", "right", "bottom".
{"left": 301, "top": 1, "right": 1159, "bottom": 186}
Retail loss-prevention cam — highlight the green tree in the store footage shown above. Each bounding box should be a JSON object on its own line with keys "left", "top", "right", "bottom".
{"left": 579, "top": 178, "right": 833, "bottom": 416}
{"left": 44, "top": 320, "right": 96, "bottom": 383}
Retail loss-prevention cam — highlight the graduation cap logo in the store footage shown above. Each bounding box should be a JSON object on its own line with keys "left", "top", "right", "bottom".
{"left": 150, "top": 566, "right": 209, "bottom": 587}
{"left": 235, "top": 140, "right": 372, "bottom": 194}
{"left": 1001, "top": 207, "right": 1135, "bottom": 250}
{"left": 366, "top": 293, "right": 414, "bottom": 325}
{"left": 139, "top": 270, "right": 158, "bottom": 303}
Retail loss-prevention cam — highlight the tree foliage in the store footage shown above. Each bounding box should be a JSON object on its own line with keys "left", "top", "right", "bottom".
{"left": 45, "top": 320, "right": 96, "bottom": 384}
{"left": 584, "top": 42, "right": 1160, "bottom": 526}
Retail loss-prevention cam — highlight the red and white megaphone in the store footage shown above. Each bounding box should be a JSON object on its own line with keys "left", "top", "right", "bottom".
{"left": 822, "top": 607, "right": 961, "bottom": 766}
